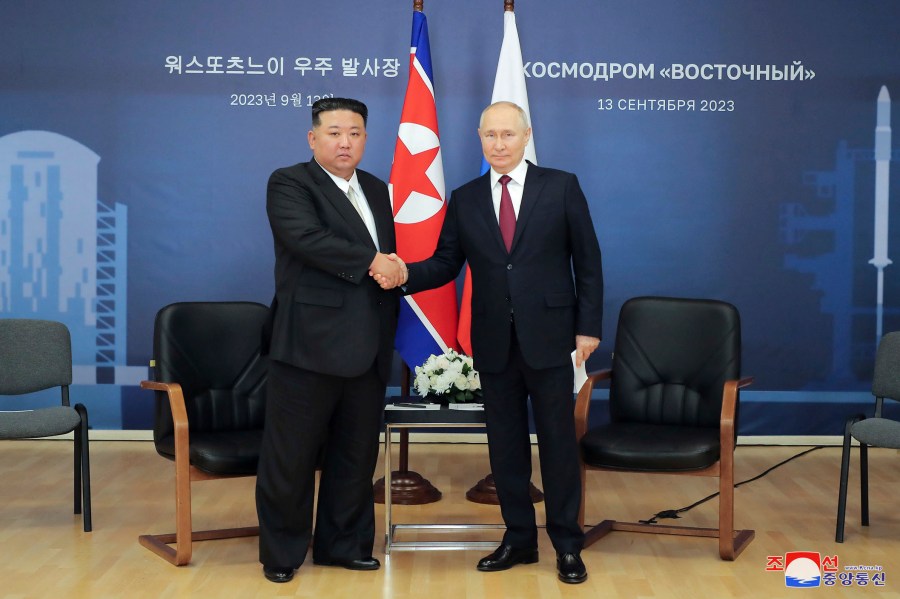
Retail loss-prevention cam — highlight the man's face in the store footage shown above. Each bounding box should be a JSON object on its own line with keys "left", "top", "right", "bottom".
{"left": 308, "top": 109, "right": 367, "bottom": 180}
{"left": 478, "top": 104, "right": 531, "bottom": 175}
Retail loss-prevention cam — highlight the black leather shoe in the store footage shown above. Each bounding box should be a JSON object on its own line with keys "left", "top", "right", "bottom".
{"left": 476, "top": 544, "right": 539, "bottom": 572}
{"left": 313, "top": 556, "right": 381, "bottom": 571}
{"left": 557, "top": 552, "right": 587, "bottom": 584}
{"left": 263, "top": 566, "right": 294, "bottom": 583}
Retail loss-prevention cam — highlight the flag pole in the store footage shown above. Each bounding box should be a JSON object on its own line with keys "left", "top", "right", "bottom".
{"left": 374, "top": 0, "right": 442, "bottom": 506}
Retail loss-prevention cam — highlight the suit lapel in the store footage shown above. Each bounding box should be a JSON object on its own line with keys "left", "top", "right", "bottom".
{"left": 360, "top": 175, "right": 395, "bottom": 253}
{"left": 471, "top": 174, "right": 508, "bottom": 254}
{"left": 307, "top": 161, "right": 376, "bottom": 249}
{"left": 511, "top": 163, "right": 545, "bottom": 252}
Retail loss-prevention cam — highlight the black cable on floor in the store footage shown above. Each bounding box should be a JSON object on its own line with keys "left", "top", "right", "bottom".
{"left": 632, "top": 445, "right": 826, "bottom": 525}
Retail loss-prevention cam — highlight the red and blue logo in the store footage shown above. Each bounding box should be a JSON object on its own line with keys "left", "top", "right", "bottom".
{"left": 784, "top": 551, "right": 822, "bottom": 588}
{"left": 766, "top": 552, "right": 886, "bottom": 588}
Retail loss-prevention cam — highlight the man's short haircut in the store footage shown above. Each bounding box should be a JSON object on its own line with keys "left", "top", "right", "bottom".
{"left": 479, "top": 101, "right": 529, "bottom": 130}
{"left": 311, "top": 97, "right": 368, "bottom": 127}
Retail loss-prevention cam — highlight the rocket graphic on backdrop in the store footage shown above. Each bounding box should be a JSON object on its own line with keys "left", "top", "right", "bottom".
{"left": 781, "top": 84, "right": 897, "bottom": 384}
{"left": 870, "top": 85, "right": 892, "bottom": 342}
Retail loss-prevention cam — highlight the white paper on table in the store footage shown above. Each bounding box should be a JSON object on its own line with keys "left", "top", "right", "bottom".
{"left": 385, "top": 402, "right": 441, "bottom": 410}
{"left": 448, "top": 403, "right": 484, "bottom": 410}
{"left": 572, "top": 350, "right": 588, "bottom": 393}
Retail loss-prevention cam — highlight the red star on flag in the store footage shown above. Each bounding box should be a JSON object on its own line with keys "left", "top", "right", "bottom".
{"left": 390, "top": 136, "right": 440, "bottom": 219}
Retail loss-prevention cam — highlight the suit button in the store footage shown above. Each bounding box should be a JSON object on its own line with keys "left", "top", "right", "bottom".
{"left": 507, "top": 264, "right": 513, "bottom": 270}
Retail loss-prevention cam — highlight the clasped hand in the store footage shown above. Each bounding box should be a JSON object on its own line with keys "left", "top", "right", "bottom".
{"left": 369, "top": 257, "right": 599, "bottom": 364}
{"left": 369, "top": 253, "right": 407, "bottom": 289}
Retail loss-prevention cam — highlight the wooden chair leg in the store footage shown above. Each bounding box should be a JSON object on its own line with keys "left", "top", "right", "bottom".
{"left": 719, "top": 461, "right": 735, "bottom": 560}
{"left": 715, "top": 458, "right": 754, "bottom": 560}
{"left": 581, "top": 461, "right": 754, "bottom": 559}
{"left": 139, "top": 455, "right": 262, "bottom": 565}
{"left": 583, "top": 519, "right": 615, "bottom": 548}
{"left": 581, "top": 445, "right": 754, "bottom": 558}
{"left": 173, "top": 452, "right": 193, "bottom": 564}
{"left": 139, "top": 435, "right": 194, "bottom": 565}
{"left": 140, "top": 526, "right": 261, "bottom": 566}
{"left": 580, "top": 463, "right": 617, "bottom": 549}
{"left": 716, "top": 442, "right": 756, "bottom": 560}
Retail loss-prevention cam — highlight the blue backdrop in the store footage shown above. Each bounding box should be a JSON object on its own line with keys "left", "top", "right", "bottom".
{"left": 2, "top": 1, "right": 900, "bottom": 432}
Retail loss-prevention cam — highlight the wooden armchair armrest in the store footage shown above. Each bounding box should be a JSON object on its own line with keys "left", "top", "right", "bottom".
{"left": 140, "top": 380, "right": 190, "bottom": 471}
{"left": 574, "top": 369, "right": 612, "bottom": 441}
{"left": 720, "top": 376, "right": 754, "bottom": 454}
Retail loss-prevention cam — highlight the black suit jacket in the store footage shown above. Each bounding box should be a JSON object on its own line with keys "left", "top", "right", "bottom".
{"left": 265, "top": 160, "right": 399, "bottom": 382}
{"left": 406, "top": 163, "right": 603, "bottom": 373}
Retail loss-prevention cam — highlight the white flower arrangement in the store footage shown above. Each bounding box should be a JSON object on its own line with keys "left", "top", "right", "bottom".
{"left": 413, "top": 349, "right": 482, "bottom": 403}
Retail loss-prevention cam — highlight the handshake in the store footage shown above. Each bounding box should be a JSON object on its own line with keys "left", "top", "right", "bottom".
{"left": 368, "top": 252, "right": 408, "bottom": 290}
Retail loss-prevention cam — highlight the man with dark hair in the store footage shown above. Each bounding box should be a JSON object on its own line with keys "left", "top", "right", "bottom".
{"left": 256, "top": 97, "right": 403, "bottom": 583}
{"left": 311, "top": 96, "right": 368, "bottom": 127}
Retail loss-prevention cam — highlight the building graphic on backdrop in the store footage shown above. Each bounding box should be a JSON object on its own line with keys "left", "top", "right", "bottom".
{"left": 0, "top": 130, "right": 140, "bottom": 428}
{"left": 781, "top": 86, "right": 896, "bottom": 387}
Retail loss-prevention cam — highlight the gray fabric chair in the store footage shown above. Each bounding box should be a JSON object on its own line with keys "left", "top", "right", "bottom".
{"left": 835, "top": 331, "right": 900, "bottom": 542}
{"left": 0, "top": 319, "right": 91, "bottom": 532}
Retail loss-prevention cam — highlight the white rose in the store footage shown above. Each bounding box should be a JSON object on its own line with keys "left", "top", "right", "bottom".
{"left": 455, "top": 374, "right": 469, "bottom": 390}
{"left": 468, "top": 371, "right": 481, "bottom": 391}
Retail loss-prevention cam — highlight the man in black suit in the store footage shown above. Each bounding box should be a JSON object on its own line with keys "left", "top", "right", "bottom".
{"left": 256, "top": 97, "right": 403, "bottom": 583}
{"left": 376, "top": 101, "right": 602, "bottom": 584}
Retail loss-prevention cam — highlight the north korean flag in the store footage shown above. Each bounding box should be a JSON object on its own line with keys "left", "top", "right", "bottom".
{"left": 389, "top": 9, "right": 459, "bottom": 370}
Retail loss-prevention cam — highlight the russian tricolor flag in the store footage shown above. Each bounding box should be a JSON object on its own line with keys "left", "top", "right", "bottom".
{"left": 390, "top": 8, "right": 460, "bottom": 370}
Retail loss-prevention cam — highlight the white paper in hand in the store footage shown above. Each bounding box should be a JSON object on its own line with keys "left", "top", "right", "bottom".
{"left": 572, "top": 350, "right": 588, "bottom": 393}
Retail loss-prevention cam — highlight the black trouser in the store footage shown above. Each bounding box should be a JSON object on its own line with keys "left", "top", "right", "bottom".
{"left": 480, "top": 332, "right": 584, "bottom": 554}
{"left": 256, "top": 359, "right": 384, "bottom": 568}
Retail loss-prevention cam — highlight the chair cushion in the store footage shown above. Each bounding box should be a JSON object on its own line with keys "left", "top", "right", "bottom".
{"left": 156, "top": 429, "right": 263, "bottom": 475}
{"left": 0, "top": 406, "right": 81, "bottom": 439}
{"left": 851, "top": 417, "right": 900, "bottom": 448}
{"left": 581, "top": 422, "right": 720, "bottom": 471}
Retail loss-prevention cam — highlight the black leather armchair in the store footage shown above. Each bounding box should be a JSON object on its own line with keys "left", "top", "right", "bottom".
{"left": 140, "top": 301, "right": 268, "bottom": 565}
{"left": 574, "top": 296, "right": 754, "bottom": 560}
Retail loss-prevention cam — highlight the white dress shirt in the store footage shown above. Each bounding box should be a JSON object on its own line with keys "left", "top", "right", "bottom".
{"left": 489, "top": 159, "right": 529, "bottom": 223}
{"left": 317, "top": 160, "right": 380, "bottom": 250}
